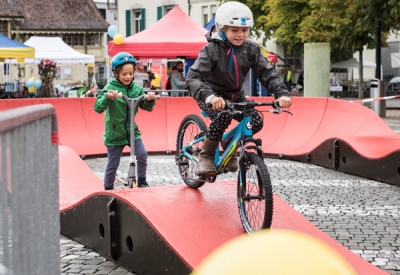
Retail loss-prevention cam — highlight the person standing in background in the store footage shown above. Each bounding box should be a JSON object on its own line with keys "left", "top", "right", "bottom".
{"left": 171, "top": 61, "right": 186, "bottom": 90}
{"left": 284, "top": 66, "right": 294, "bottom": 91}
{"left": 297, "top": 70, "right": 304, "bottom": 91}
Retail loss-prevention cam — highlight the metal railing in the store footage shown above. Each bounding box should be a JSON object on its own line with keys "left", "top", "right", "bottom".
{"left": 144, "top": 89, "right": 190, "bottom": 97}
{"left": 0, "top": 104, "right": 60, "bottom": 275}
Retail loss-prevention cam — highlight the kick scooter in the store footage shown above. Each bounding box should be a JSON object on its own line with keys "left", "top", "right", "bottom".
{"left": 106, "top": 91, "right": 159, "bottom": 188}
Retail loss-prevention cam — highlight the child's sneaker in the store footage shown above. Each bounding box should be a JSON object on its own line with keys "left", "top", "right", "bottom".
{"left": 137, "top": 182, "right": 150, "bottom": 188}
{"left": 137, "top": 177, "right": 149, "bottom": 188}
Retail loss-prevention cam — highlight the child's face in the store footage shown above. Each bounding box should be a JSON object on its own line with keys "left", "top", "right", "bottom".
{"left": 116, "top": 63, "right": 135, "bottom": 85}
{"left": 225, "top": 26, "right": 250, "bottom": 46}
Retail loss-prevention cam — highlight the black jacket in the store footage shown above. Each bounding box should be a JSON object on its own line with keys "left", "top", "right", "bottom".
{"left": 186, "top": 29, "right": 289, "bottom": 102}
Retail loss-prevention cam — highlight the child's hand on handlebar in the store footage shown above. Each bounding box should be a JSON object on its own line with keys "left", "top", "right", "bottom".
{"left": 106, "top": 90, "right": 119, "bottom": 100}
{"left": 146, "top": 92, "right": 156, "bottom": 101}
{"left": 277, "top": 96, "right": 291, "bottom": 108}
{"left": 210, "top": 96, "right": 226, "bottom": 110}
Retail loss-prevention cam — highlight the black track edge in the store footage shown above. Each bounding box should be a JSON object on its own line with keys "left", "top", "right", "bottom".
{"left": 279, "top": 138, "right": 400, "bottom": 187}
{"left": 60, "top": 195, "right": 192, "bottom": 275}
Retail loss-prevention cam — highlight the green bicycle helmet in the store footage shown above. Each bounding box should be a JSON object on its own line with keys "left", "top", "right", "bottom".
{"left": 111, "top": 52, "right": 136, "bottom": 71}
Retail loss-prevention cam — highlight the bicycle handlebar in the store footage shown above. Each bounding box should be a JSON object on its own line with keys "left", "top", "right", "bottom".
{"left": 207, "top": 100, "right": 293, "bottom": 115}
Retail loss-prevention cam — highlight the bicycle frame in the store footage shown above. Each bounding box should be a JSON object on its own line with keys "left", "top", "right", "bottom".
{"left": 181, "top": 113, "right": 260, "bottom": 176}
{"left": 176, "top": 99, "right": 292, "bottom": 232}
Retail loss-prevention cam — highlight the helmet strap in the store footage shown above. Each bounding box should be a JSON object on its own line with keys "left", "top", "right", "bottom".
{"left": 226, "top": 45, "right": 235, "bottom": 72}
{"left": 218, "top": 30, "right": 227, "bottom": 42}
{"left": 218, "top": 30, "right": 236, "bottom": 72}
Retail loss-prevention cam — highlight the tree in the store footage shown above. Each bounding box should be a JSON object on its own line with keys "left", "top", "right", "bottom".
{"left": 238, "top": 0, "right": 309, "bottom": 55}
{"left": 232, "top": 0, "right": 354, "bottom": 62}
{"left": 234, "top": 0, "right": 400, "bottom": 99}
{"left": 303, "top": 0, "right": 399, "bottom": 98}
{"left": 300, "top": 0, "right": 374, "bottom": 98}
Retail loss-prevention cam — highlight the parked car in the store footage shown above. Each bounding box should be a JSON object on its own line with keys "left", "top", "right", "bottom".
{"left": 387, "top": 76, "right": 400, "bottom": 92}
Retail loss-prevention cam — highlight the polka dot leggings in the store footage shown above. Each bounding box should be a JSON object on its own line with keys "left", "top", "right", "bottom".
{"left": 197, "top": 96, "right": 264, "bottom": 142}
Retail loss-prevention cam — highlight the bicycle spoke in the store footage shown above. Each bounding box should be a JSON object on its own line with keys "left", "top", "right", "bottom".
{"left": 237, "top": 154, "right": 273, "bottom": 233}
{"left": 176, "top": 115, "right": 207, "bottom": 189}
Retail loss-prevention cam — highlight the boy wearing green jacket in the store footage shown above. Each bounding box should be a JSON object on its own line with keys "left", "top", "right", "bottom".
{"left": 94, "top": 52, "right": 156, "bottom": 190}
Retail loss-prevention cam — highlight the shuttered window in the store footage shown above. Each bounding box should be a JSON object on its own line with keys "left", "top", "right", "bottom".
{"left": 157, "top": 6, "right": 162, "bottom": 20}
{"left": 140, "top": 8, "right": 146, "bottom": 31}
{"left": 126, "top": 10, "right": 131, "bottom": 36}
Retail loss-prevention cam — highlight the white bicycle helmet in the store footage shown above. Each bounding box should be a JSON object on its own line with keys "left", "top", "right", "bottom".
{"left": 215, "top": 1, "right": 254, "bottom": 31}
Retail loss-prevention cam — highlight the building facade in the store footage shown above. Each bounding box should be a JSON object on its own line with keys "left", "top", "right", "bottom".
{"left": 0, "top": 0, "right": 108, "bottom": 88}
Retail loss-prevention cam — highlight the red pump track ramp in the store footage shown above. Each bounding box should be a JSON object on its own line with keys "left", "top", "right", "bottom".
{"left": 2, "top": 97, "right": 399, "bottom": 185}
{"left": 59, "top": 145, "right": 387, "bottom": 274}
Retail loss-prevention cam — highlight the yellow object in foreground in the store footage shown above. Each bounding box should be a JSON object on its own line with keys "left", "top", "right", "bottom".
{"left": 192, "top": 229, "right": 356, "bottom": 275}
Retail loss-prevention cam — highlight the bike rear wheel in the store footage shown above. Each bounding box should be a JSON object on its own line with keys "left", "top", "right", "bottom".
{"left": 175, "top": 114, "right": 207, "bottom": 189}
{"left": 237, "top": 154, "right": 273, "bottom": 233}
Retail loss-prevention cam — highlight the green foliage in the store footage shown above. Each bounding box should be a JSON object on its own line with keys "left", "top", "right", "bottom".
{"left": 232, "top": 0, "right": 400, "bottom": 62}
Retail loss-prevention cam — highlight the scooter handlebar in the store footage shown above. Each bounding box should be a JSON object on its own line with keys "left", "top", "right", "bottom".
{"left": 104, "top": 92, "right": 161, "bottom": 100}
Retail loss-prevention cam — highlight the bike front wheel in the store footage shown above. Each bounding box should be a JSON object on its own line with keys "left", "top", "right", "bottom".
{"left": 175, "top": 114, "right": 207, "bottom": 189}
{"left": 237, "top": 154, "right": 273, "bottom": 233}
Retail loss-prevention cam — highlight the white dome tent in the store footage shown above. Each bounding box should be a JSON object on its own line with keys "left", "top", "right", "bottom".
{"left": 24, "top": 36, "right": 94, "bottom": 64}
{"left": 23, "top": 36, "right": 96, "bottom": 95}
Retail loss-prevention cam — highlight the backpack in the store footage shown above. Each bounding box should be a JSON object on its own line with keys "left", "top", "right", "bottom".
{"left": 165, "top": 76, "right": 172, "bottom": 90}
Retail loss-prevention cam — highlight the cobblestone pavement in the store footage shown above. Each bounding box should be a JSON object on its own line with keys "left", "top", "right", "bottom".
{"left": 61, "top": 107, "right": 400, "bottom": 275}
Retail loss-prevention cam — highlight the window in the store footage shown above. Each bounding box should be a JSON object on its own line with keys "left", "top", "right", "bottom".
{"left": 63, "top": 34, "right": 73, "bottom": 46}
{"left": 157, "top": 5, "right": 173, "bottom": 20}
{"left": 73, "top": 34, "right": 84, "bottom": 46}
{"left": 63, "top": 34, "right": 85, "bottom": 47}
{"left": 87, "top": 34, "right": 101, "bottom": 46}
{"left": 129, "top": 9, "right": 145, "bottom": 34}
{"left": 283, "top": 47, "right": 303, "bottom": 71}
{"left": 132, "top": 10, "right": 141, "bottom": 34}
{"left": 63, "top": 66, "right": 72, "bottom": 79}
{"left": 211, "top": 5, "right": 217, "bottom": 18}
{"left": 202, "top": 6, "right": 208, "bottom": 26}
{"left": 0, "top": 21, "right": 7, "bottom": 36}
{"left": 202, "top": 5, "right": 217, "bottom": 26}
{"left": 164, "top": 5, "right": 174, "bottom": 15}
{"left": 98, "top": 8, "right": 106, "bottom": 19}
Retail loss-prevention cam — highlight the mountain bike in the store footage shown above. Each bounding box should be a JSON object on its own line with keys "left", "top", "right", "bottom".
{"left": 175, "top": 100, "right": 292, "bottom": 233}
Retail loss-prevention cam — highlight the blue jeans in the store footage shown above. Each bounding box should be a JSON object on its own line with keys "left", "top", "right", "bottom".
{"left": 104, "top": 139, "right": 148, "bottom": 190}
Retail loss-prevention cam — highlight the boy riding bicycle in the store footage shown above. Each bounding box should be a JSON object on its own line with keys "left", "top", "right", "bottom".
{"left": 185, "top": 1, "right": 291, "bottom": 175}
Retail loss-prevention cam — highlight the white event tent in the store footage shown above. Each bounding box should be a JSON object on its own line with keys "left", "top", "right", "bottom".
{"left": 22, "top": 36, "right": 95, "bottom": 88}
{"left": 391, "top": 52, "right": 400, "bottom": 68}
{"left": 24, "top": 36, "right": 94, "bottom": 64}
{"left": 331, "top": 58, "right": 376, "bottom": 69}
{"left": 331, "top": 58, "right": 376, "bottom": 81}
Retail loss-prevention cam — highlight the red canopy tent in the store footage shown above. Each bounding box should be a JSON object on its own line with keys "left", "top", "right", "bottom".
{"left": 108, "top": 6, "right": 208, "bottom": 58}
